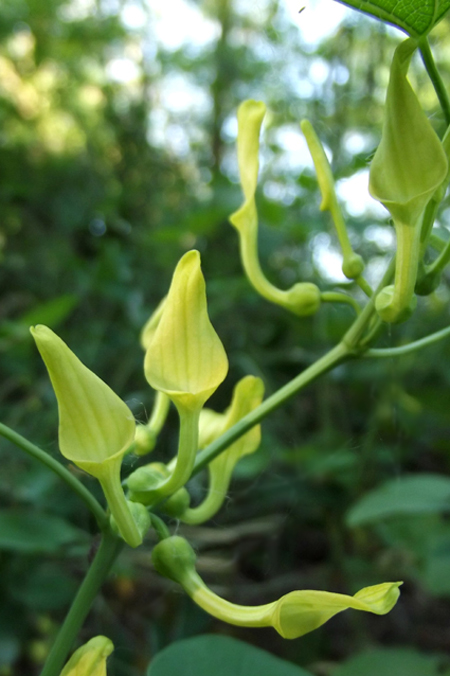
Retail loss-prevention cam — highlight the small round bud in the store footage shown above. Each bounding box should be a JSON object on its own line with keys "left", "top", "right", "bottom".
{"left": 134, "top": 425, "right": 157, "bottom": 456}
{"left": 127, "top": 463, "right": 170, "bottom": 505}
{"left": 161, "top": 488, "right": 191, "bottom": 518}
{"left": 127, "top": 463, "right": 169, "bottom": 493}
{"left": 287, "top": 283, "right": 321, "bottom": 317}
{"left": 152, "top": 536, "right": 197, "bottom": 584}
{"left": 415, "top": 270, "right": 440, "bottom": 296}
{"left": 342, "top": 253, "right": 364, "bottom": 280}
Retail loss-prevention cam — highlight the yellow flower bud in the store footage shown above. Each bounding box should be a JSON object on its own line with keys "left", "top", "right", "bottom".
{"left": 140, "top": 296, "right": 167, "bottom": 351}
{"left": 270, "top": 582, "right": 402, "bottom": 639}
{"left": 369, "top": 39, "right": 448, "bottom": 323}
{"left": 144, "top": 250, "right": 228, "bottom": 413}
{"left": 31, "top": 325, "right": 142, "bottom": 547}
{"left": 60, "top": 636, "right": 113, "bottom": 676}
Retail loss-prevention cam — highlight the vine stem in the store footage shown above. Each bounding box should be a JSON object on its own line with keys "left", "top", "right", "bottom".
{"left": 40, "top": 530, "right": 124, "bottom": 676}
{"left": 194, "top": 340, "right": 350, "bottom": 474}
{"left": 0, "top": 423, "right": 108, "bottom": 531}
{"left": 418, "top": 35, "right": 450, "bottom": 126}
{"left": 365, "top": 324, "right": 450, "bottom": 358}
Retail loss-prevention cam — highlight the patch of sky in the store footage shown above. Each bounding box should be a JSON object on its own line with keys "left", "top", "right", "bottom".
{"left": 364, "top": 225, "right": 395, "bottom": 251}
{"left": 271, "top": 124, "right": 316, "bottom": 173}
{"left": 282, "top": 0, "right": 351, "bottom": 47}
{"left": 106, "top": 57, "right": 140, "bottom": 83}
{"left": 150, "top": 0, "right": 221, "bottom": 52}
{"left": 333, "top": 64, "right": 349, "bottom": 85}
{"left": 159, "top": 73, "right": 212, "bottom": 116}
{"left": 121, "top": 2, "right": 147, "bottom": 30}
{"left": 221, "top": 115, "right": 238, "bottom": 143}
{"left": 343, "top": 131, "right": 374, "bottom": 156}
{"left": 310, "top": 232, "right": 347, "bottom": 283}
{"left": 309, "top": 58, "right": 330, "bottom": 86}
{"left": 336, "top": 169, "right": 387, "bottom": 219}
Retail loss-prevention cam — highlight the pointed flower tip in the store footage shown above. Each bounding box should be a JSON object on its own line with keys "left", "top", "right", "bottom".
{"left": 369, "top": 39, "right": 447, "bottom": 222}
{"left": 60, "top": 636, "right": 114, "bottom": 676}
{"left": 234, "top": 100, "right": 267, "bottom": 205}
{"left": 145, "top": 250, "right": 228, "bottom": 412}
{"left": 271, "top": 581, "right": 402, "bottom": 639}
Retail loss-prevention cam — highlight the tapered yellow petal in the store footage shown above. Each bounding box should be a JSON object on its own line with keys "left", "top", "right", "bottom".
{"left": 31, "top": 325, "right": 135, "bottom": 470}
{"left": 369, "top": 39, "right": 448, "bottom": 323}
{"left": 369, "top": 39, "right": 447, "bottom": 225}
{"left": 140, "top": 296, "right": 167, "bottom": 351}
{"left": 60, "top": 636, "right": 113, "bottom": 676}
{"left": 144, "top": 250, "right": 228, "bottom": 413}
{"left": 31, "top": 325, "right": 142, "bottom": 547}
{"left": 271, "top": 582, "right": 402, "bottom": 639}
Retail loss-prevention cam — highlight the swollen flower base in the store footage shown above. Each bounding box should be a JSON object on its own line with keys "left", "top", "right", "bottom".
{"left": 152, "top": 536, "right": 402, "bottom": 639}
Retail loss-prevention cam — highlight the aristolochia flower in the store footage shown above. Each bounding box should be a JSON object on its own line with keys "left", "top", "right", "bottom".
{"left": 229, "top": 100, "right": 321, "bottom": 317}
{"left": 60, "top": 636, "right": 113, "bottom": 676}
{"left": 31, "top": 325, "right": 143, "bottom": 547}
{"left": 369, "top": 38, "right": 448, "bottom": 323}
{"left": 152, "top": 536, "right": 402, "bottom": 639}
{"left": 144, "top": 250, "right": 228, "bottom": 414}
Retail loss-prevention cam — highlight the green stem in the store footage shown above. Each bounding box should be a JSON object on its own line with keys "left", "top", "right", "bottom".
{"left": 184, "top": 569, "right": 273, "bottom": 627}
{"left": 0, "top": 423, "right": 108, "bottom": 531}
{"left": 149, "top": 407, "right": 200, "bottom": 502}
{"left": 343, "top": 257, "right": 396, "bottom": 348}
{"left": 365, "top": 324, "right": 450, "bottom": 358}
{"left": 427, "top": 236, "right": 450, "bottom": 276}
{"left": 321, "top": 291, "right": 361, "bottom": 315}
{"left": 355, "top": 276, "right": 373, "bottom": 298}
{"left": 419, "top": 35, "right": 450, "bottom": 126}
{"left": 40, "top": 530, "right": 124, "bottom": 676}
{"left": 149, "top": 512, "right": 170, "bottom": 540}
{"left": 194, "top": 340, "right": 349, "bottom": 474}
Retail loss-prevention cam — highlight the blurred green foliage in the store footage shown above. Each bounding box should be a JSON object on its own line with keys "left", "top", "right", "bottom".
{"left": 2, "top": 0, "right": 450, "bottom": 674}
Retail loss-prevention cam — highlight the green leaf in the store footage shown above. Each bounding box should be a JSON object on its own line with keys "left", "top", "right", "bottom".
{"left": 0, "top": 509, "right": 88, "bottom": 553}
{"left": 10, "top": 563, "right": 78, "bottom": 610}
{"left": 333, "top": 647, "right": 444, "bottom": 676}
{"left": 147, "top": 635, "right": 313, "bottom": 676}
{"left": 347, "top": 474, "right": 450, "bottom": 527}
{"left": 334, "top": 0, "right": 450, "bottom": 37}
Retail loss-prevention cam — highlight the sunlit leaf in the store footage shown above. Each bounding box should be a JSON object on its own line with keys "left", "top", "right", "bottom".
{"left": 334, "top": 0, "right": 450, "bottom": 37}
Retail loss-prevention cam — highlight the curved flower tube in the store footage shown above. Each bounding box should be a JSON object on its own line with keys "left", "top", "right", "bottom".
{"left": 369, "top": 38, "right": 448, "bottom": 323}
{"left": 152, "top": 536, "right": 402, "bottom": 639}
{"left": 230, "top": 99, "right": 321, "bottom": 317}
{"left": 180, "top": 375, "right": 264, "bottom": 524}
{"left": 31, "top": 325, "right": 142, "bottom": 548}
{"left": 60, "top": 636, "right": 113, "bottom": 676}
{"left": 301, "top": 119, "right": 364, "bottom": 281}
